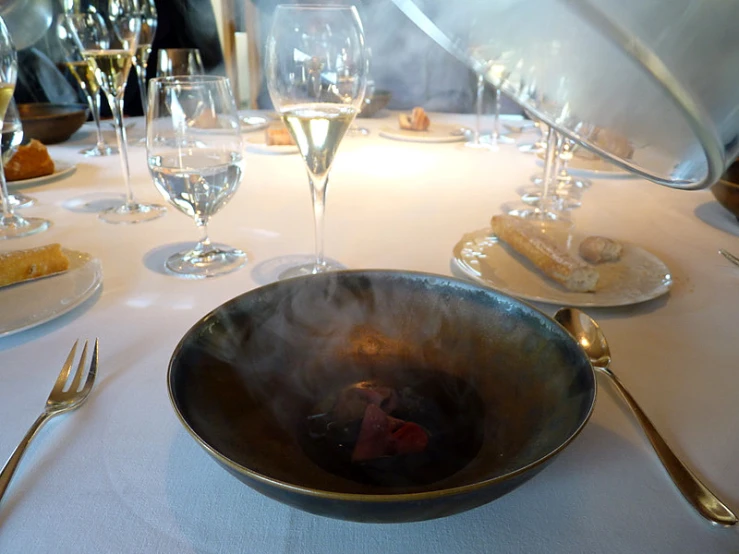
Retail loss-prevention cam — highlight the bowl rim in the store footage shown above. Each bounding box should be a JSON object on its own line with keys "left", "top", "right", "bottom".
{"left": 167, "top": 269, "right": 597, "bottom": 502}
{"left": 18, "top": 102, "right": 89, "bottom": 120}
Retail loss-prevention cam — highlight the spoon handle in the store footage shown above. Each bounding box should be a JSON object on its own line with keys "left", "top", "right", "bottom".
{"left": 602, "top": 368, "right": 737, "bottom": 526}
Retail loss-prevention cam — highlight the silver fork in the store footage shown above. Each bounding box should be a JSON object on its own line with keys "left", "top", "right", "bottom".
{"left": 0, "top": 339, "right": 98, "bottom": 505}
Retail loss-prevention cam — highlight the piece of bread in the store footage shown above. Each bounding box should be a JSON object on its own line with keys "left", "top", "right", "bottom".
{"left": 398, "top": 107, "right": 430, "bottom": 131}
{"left": 265, "top": 127, "right": 295, "bottom": 146}
{"left": 579, "top": 236, "right": 623, "bottom": 264}
{"left": 0, "top": 243, "right": 70, "bottom": 287}
{"left": 4, "top": 139, "right": 55, "bottom": 181}
{"left": 491, "top": 215, "right": 599, "bottom": 292}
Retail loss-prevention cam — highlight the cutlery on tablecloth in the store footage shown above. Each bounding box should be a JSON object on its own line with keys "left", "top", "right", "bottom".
{"left": 719, "top": 249, "right": 739, "bottom": 268}
{"left": 0, "top": 340, "right": 98, "bottom": 506}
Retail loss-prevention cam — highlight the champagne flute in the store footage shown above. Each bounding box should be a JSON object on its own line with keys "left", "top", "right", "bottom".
{"left": 133, "top": 0, "right": 157, "bottom": 115}
{"left": 147, "top": 75, "right": 247, "bottom": 278}
{"left": 156, "top": 48, "right": 205, "bottom": 77}
{"left": 3, "top": 98, "right": 37, "bottom": 209}
{"left": 57, "top": 15, "right": 115, "bottom": 157}
{"left": 0, "top": 16, "right": 50, "bottom": 240}
{"left": 66, "top": 9, "right": 165, "bottom": 224}
{"left": 464, "top": 73, "right": 495, "bottom": 150}
{"left": 266, "top": 5, "right": 368, "bottom": 279}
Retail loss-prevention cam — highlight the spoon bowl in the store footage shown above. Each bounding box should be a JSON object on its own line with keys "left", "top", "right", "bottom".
{"left": 554, "top": 307, "right": 737, "bottom": 527}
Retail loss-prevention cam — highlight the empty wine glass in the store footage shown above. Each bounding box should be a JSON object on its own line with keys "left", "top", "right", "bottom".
{"left": 156, "top": 48, "right": 205, "bottom": 77}
{"left": 66, "top": 7, "right": 166, "bottom": 224}
{"left": 2, "top": 98, "right": 37, "bottom": 209}
{"left": 57, "top": 14, "right": 115, "bottom": 157}
{"left": 147, "top": 75, "right": 247, "bottom": 278}
{"left": 0, "top": 17, "right": 50, "bottom": 240}
{"left": 266, "top": 4, "right": 368, "bottom": 279}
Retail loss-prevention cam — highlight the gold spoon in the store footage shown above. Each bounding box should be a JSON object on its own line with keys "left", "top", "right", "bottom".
{"left": 554, "top": 307, "right": 737, "bottom": 527}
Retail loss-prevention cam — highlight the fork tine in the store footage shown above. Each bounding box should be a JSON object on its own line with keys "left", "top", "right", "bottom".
{"left": 68, "top": 340, "right": 89, "bottom": 392}
{"left": 50, "top": 340, "right": 78, "bottom": 397}
{"left": 80, "top": 339, "right": 99, "bottom": 397}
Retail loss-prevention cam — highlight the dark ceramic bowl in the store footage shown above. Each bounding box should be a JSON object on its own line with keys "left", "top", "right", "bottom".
{"left": 358, "top": 90, "right": 391, "bottom": 118}
{"left": 712, "top": 161, "right": 739, "bottom": 221}
{"left": 168, "top": 271, "right": 596, "bottom": 523}
{"left": 18, "top": 103, "right": 89, "bottom": 145}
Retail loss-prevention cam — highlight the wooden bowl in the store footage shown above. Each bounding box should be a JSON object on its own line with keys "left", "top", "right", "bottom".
{"left": 18, "top": 103, "right": 89, "bottom": 145}
{"left": 358, "top": 90, "right": 392, "bottom": 118}
{"left": 168, "top": 271, "right": 596, "bottom": 523}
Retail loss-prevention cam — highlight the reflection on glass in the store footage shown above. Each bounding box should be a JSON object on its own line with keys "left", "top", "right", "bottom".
{"left": 156, "top": 48, "right": 205, "bottom": 78}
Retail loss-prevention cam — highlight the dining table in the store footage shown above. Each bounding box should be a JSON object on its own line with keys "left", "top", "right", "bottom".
{"left": 1, "top": 110, "right": 738, "bottom": 554}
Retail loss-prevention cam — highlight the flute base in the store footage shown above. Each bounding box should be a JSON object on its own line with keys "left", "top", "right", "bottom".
{"left": 81, "top": 144, "right": 117, "bottom": 157}
{"left": 278, "top": 259, "right": 346, "bottom": 281}
{"left": 8, "top": 193, "right": 35, "bottom": 209}
{"left": 0, "top": 214, "right": 50, "bottom": 240}
{"left": 166, "top": 245, "right": 247, "bottom": 279}
{"left": 99, "top": 201, "right": 166, "bottom": 224}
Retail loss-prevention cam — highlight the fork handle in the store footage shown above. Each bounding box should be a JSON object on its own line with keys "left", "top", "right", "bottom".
{"left": 0, "top": 413, "right": 51, "bottom": 505}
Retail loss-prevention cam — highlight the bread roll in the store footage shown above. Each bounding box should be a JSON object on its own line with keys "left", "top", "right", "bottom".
{"left": 0, "top": 244, "right": 70, "bottom": 287}
{"left": 579, "top": 236, "right": 623, "bottom": 264}
{"left": 491, "top": 215, "right": 599, "bottom": 292}
{"left": 4, "top": 139, "right": 55, "bottom": 181}
{"left": 398, "top": 107, "right": 430, "bottom": 131}
{"left": 265, "top": 127, "right": 295, "bottom": 146}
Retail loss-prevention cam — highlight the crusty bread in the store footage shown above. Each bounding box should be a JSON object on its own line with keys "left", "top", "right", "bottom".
{"left": 398, "top": 107, "right": 430, "bottom": 131}
{"left": 0, "top": 243, "right": 70, "bottom": 287}
{"left": 4, "top": 139, "right": 55, "bottom": 181}
{"left": 579, "top": 236, "right": 623, "bottom": 264}
{"left": 491, "top": 215, "right": 599, "bottom": 292}
{"left": 265, "top": 127, "right": 295, "bottom": 146}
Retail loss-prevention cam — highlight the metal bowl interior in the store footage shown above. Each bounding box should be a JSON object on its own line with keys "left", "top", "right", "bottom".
{"left": 18, "top": 103, "right": 88, "bottom": 144}
{"left": 168, "top": 271, "right": 595, "bottom": 522}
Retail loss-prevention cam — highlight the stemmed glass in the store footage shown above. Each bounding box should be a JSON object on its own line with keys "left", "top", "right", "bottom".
{"left": 57, "top": 15, "right": 115, "bottom": 157}
{"left": 146, "top": 75, "right": 247, "bottom": 278}
{"left": 3, "top": 98, "right": 37, "bottom": 209}
{"left": 66, "top": 5, "right": 165, "bottom": 224}
{"left": 0, "top": 17, "right": 50, "bottom": 240}
{"left": 266, "top": 5, "right": 368, "bottom": 279}
{"left": 156, "top": 48, "right": 205, "bottom": 77}
{"left": 133, "top": 0, "right": 157, "bottom": 115}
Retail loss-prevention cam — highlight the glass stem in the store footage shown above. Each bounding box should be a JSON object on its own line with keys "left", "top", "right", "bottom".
{"left": 91, "top": 90, "right": 106, "bottom": 150}
{"left": 136, "top": 47, "right": 151, "bottom": 116}
{"left": 0, "top": 163, "right": 13, "bottom": 218}
{"left": 491, "top": 87, "right": 502, "bottom": 148}
{"left": 540, "top": 127, "right": 559, "bottom": 215}
{"left": 473, "top": 73, "right": 483, "bottom": 144}
{"left": 196, "top": 217, "right": 211, "bottom": 252}
{"left": 108, "top": 90, "right": 135, "bottom": 206}
{"left": 309, "top": 172, "right": 329, "bottom": 271}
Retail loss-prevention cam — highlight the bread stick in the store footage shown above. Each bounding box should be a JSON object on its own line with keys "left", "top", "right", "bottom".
{"left": 0, "top": 244, "right": 70, "bottom": 287}
{"left": 491, "top": 215, "right": 599, "bottom": 292}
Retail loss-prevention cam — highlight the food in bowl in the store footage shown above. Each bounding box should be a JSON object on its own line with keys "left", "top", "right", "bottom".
{"left": 168, "top": 270, "right": 595, "bottom": 522}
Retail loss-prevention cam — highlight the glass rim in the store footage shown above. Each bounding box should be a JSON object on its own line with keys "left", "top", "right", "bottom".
{"left": 149, "top": 75, "right": 228, "bottom": 85}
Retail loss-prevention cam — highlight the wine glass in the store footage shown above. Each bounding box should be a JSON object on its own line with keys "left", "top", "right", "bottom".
{"left": 146, "top": 75, "right": 247, "bottom": 278}
{"left": 65, "top": 7, "right": 165, "bottom": 224}
{"left": 156, "top": 48, "right": 205, "bottom": 77}
{"left": 0, "top": 17, "right": 50, "bottom": 240}
{"left": 266, "top": 5, "right": 368, "bottom": 279}
{"left": 57, "top": 14, "right": 115, "bottom": 157}
{"left": 133, "top": 0, "right": 157, "bottom": 115}
{"left": 2, "top": 98, "right": 37, "bottom": 209}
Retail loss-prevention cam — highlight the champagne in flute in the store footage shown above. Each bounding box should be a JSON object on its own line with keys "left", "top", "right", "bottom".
{"left": 66, "top": 59, "right": 100, "bottom": 96}
{"left": 281, "top": 104, "right": 356, "bottom": 177}
{"left": 0, "top": 82, "right": 14, "bottom": 115}
{"left": 84, "top": 48, "right": 133, "bottom": 92}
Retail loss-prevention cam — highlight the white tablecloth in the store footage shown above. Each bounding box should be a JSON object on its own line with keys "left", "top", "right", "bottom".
{"left": 1, "top": 113, "right": 738, "bottom": 553}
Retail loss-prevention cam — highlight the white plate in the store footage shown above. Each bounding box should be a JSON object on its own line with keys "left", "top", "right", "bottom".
{"left": 379, "top": 123, "right": 466, "bottom": 143}
{"left": 245, "top": 136, "right": 299, "bottom": 155}
{"left": 0, "top": 249, "right": 102, "bottom": 337}
{"left": 240, "top": 115, "right": 269, "bottom": 133}
{"left": 452, "top": 228, "right": 672, "bottom": 307}
{"left": 7, "top": 160, "right": 76, "bottom": 189}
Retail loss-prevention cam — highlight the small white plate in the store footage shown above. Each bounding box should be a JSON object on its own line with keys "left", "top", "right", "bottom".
{"left": 245, "top": 136, "right": 299, "bottom": 155}
{"left": 379, "top": 123, "right": 466, "bottom": 143}
{"left": 0, "top": 249, "right": 102, "bottom": 338}
{"left": 453, "top": 228, "right": 672, "bottom": 307}
{"left": 7, "top": 160, "right": 76, "bottom": 189}
{"left": 240, "top": 115, "right": 269, "bottom": 133}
